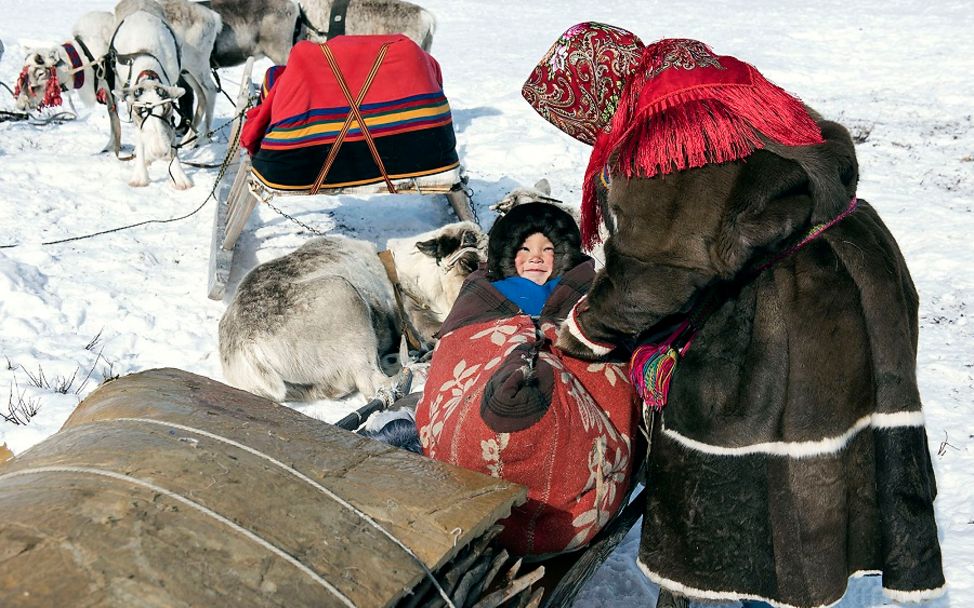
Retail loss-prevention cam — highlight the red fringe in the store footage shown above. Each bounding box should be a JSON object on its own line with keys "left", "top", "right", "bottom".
{"left": 41, "top": 69, "right": 63, "bottom": 108}
{"left": 580, "top": 64, "right": 823, "bottom": 249}
{"left": 13, "top": 66, "right": 30, "bottom": 99}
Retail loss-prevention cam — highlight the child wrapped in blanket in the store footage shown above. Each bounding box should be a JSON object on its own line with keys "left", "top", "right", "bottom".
{"left": 414, "top": 202, "right": 639, "bottom": 557}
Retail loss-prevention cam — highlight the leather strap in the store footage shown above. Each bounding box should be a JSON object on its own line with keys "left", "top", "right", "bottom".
{"left": 310, "top": 42, "right": 395, "bottom": 194}
{"left": 378, "top": 250, "right": 424, "bottom": 351}
{"left": 327, "top": 0, "right": 351, "bottom": 39}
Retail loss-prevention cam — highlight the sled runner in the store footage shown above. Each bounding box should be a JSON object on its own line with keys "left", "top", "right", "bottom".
{"left": 208, "top": 35, "right": 476, "bottom": 300}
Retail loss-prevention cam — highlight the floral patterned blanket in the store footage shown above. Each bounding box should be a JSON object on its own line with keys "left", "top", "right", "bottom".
{"left": 415, "top": 262, "right": 639, "bottom": 556}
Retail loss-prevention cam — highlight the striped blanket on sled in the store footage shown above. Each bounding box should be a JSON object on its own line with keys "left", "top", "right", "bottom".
{"left": 241, "top": 35, "right": 459, "bottom": 192}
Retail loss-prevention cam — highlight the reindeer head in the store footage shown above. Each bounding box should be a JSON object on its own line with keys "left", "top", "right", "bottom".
{"left": 115, "top": 76, "right": 184, "bottom": 123}
{"left": 389, "top": 222, "right": 487, "bottom": 344}
{"left": 14, "top": 48, "right": 64, "bottom": 110}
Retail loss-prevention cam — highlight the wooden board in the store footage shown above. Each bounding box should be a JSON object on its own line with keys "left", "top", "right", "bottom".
{"left": 0, "top": 368, "right": 526, "bottom": 608}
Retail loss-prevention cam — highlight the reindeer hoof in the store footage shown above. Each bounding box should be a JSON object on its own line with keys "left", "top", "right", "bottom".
{"left": 128, "top": 178, "right": 150, "bottom": 188}
{"left": 173, "top": 179, "right": 193, "bottom": 191}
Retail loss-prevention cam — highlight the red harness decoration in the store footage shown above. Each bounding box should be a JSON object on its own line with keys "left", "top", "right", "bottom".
{"left": 61, "top": 42, "right": 85, "bottom": 91}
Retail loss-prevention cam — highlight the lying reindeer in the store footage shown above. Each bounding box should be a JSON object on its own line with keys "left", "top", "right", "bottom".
{"left": 198, "top": 0, "right": 436, "bottom": 68}
{"left": 219, "top": 222, "right": 484, "bottom": 401}
{"left": 14, "top": 11, "right": 115, "bottom": 112}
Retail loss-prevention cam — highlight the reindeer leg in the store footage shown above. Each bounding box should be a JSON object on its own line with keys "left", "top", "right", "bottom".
{"left": 169, "top": 151, "right": 194, "bottom": 190}
{"left": 128, "top": 136, "right": 150, "bottom": 188}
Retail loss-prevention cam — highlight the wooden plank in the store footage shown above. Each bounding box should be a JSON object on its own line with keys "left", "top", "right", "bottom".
{"left": 207, "top": 169, "right": 234, "bottom": 300}
{"left": 447, "top": 186, "right": 477, "bottom": 224}
{"left": 221, "top": 156, "right": 258, "bottom": 251}
{"left": 207, "top": 57, "right": 256, "bottom": 300}
{"left": 0, "top": 368, "right": 526, "bottom": 608}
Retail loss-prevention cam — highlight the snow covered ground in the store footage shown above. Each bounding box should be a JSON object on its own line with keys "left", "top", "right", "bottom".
{"left": 1, "top": 1, "right": 971, "bottom": 606}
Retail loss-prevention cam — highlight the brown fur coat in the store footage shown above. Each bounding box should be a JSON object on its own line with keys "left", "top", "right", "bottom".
{"left": 557, "top": 120, "right": 945, "bottom": 606}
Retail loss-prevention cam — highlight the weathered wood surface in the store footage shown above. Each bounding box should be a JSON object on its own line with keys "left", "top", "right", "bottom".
{"left": 207, "top": 56, "right": 255, "bottom": 301}
{"left": 0, "top": 368, "right": 526, "bottom": 608}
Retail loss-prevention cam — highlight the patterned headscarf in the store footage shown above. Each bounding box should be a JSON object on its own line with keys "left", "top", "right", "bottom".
{"left": 578, "top": 38, "right": 825, "bottom": 247}
{"left": 522, "top": 22, "right": 645, "bottom": 146}
{"left": 524, "top": 30, "right": 826, "bottom": 248}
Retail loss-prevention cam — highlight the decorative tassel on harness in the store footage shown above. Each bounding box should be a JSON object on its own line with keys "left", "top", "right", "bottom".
{"left": 13, "top": 65, "right": 63, "bottom": 108}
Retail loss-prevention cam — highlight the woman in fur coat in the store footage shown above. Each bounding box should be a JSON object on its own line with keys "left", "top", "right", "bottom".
{"left": 415, "top": 203, "right": 639, "bottom": 557}
{"left": 526, "top": 27, "right": 946, "bottom": 608}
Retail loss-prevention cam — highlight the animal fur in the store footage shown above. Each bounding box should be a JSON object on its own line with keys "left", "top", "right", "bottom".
{"left": 114, "top": 0, "right": 221, "bottom": 144}
{"left": 111, "top": 0, "right": 221, "bottom": 188}
{"left": 219, "top": 222, "right": 484, "bottom": 402}
{"left": 15, "top": 11, "right": 115, "bottom": 111}
{"left": 199, "top": 0, "right": 436, "bottom": 68}
{"left": 556, "top": 118, "right": 945, "bottom": 606}
{"left": 298, "top": 0, "right": 437, "bottom": 51}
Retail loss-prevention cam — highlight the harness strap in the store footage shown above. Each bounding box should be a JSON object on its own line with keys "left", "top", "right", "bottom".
{"left": 136, "top": 69, "right": 161, "bottom": 84}
{"left": 310, "top": 41, "right": 394, "bottom": 195}
{"left": 60, "top": 42, "right": 85, "bottom": 90}
{"left": 327, "top": 0, "right": 351, "bottom": 39}
{"left": 378, "top": 250, "right": 425, "bottom": 351}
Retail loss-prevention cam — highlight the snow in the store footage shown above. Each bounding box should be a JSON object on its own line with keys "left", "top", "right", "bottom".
{"left": 1, "top": 1, "right": 971, "bottom": 606}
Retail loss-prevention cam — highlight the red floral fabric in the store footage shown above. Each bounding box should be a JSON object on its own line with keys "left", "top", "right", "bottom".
{"left": 416, "top": 309, "right": 638, "bottom": 556}
{"left": 521, "top": 22, "right": 645, "bottom": 146}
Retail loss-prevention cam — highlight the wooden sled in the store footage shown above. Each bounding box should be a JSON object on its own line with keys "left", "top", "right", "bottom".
{"left": 0, "top": 369, "right": 644, "bottom": 608}
{"left": 207, "top": 57, "right": 477, "bottom": 300}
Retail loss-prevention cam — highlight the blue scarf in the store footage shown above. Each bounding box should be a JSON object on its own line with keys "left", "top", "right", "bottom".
{"left": 491, "top": 276, "right": 561, "bottom": 316}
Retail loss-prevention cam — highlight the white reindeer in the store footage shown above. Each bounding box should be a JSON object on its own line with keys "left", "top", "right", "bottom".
{"left": 14, "top": 12, "right": 115, "bottom": 112}
{"left": 114, "top": 0, "right": 222, "bottom": 144}
{"left": 111, "top": 9, "right": 194, "bottom": 189}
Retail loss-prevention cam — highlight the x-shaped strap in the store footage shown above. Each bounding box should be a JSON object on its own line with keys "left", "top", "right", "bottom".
{"left": 311, "top": 42, "right": 398, "bottom": 195}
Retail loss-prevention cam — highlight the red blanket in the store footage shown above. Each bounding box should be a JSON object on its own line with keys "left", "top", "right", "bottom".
{"left": 241, "top": 36, "right": 459, "bottom": 191}
{"left": 416, "top": 262, "right": 638, "bottom": 556}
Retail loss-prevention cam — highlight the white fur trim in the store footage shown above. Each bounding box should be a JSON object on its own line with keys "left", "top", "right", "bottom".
{"left": 883, "top": 583, "right": 947, "bottom": 602}
{"left": 662, "top": 411, "right": 926, "bottom": 458}
{"left": 638, "top": 560, "right": 840, "bottom": 608}
{"left": 564, "top": 300, "right": 613, "bottom": 357}
{"left": 638, "top": 562, "right": 914, "bottom": 608}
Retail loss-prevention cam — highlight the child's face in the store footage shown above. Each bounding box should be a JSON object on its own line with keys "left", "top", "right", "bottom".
{"left": 515, "top": 232, "right": 555, "bottom": 285}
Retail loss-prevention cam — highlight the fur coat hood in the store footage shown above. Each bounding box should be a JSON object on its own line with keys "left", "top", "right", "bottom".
{"left": 557, "top": 119, "right": 945, "bottom": 606}
{"left": 486, "top": 202, "right": 587, "bottom": 280}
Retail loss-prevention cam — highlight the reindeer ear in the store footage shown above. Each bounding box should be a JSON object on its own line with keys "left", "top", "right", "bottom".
{"left": 166, "top": 85, "right": 186, "bottom": 99}
{"left": 415, "top": 237, "right": 441, "bottom": 258}
{"left": 533, "top": 178, "right": 551, "bottom": 195}
{"left": 709, "top": 151, "right": 814, "bottom": 277}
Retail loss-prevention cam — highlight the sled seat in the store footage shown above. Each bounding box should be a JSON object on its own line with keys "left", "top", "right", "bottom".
{"left": 207, "top": 35, "right": 477, "bottom": 300}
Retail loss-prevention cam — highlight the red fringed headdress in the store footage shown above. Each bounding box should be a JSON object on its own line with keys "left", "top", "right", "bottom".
{"left": 579, "top": 39, "right": 824, "bottom": 247}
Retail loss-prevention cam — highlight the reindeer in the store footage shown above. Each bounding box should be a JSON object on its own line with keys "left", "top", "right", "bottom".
{"left": 113, "top": 0, "right": 222, "bottom": 145}
{"left": 219, "top": 222, "right": 484, "bottom": 402}
{"left": 111, "top": 9, "right": 194, "bottom": 189}
{"left": 14, "top": 12, "right": 115, "bottom": 112}
{"left": 198, "top": 0, "right": 435, "bottom": 68}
